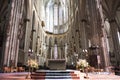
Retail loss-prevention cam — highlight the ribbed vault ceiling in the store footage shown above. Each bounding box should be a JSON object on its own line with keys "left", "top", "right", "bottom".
{"left": 102, "top": 0, "right": 120, "bottom": 32}
{"left": 102, "top": 0, "right": 120, "bottom": 18}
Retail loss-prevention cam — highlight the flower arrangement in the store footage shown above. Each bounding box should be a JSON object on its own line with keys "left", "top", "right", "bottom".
{"left": 76, "top": 59, "right": 89, "bottom": 71}
{"left": 27, "top": 59, "right": 38, "bottom": 69}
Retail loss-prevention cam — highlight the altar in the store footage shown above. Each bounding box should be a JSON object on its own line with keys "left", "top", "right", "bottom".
{"left": 47, "top": 59, "right": 66, "bottom": 70}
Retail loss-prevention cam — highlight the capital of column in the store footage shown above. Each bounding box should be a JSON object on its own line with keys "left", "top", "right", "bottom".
{"left": 81, "top": 19, "right": 87, "bottom": 22}
{"left": 108, "top": 18, "right": 116, "bottom": 23}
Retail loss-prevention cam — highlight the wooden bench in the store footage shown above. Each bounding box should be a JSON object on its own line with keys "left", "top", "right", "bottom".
{"left": 11, "top": 67, "right": 18, "bottom": 72}
{"left": 18, "top": 67, "right": 25, "bottom": 72}
{"left": 3, "top": 67, "right": 11, "bottom": 73}
{"left": 3, "top": 66, "right": 25, "bottom": 72}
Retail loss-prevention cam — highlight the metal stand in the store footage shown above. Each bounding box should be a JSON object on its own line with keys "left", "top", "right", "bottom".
{"left": 84, "top": 68, "right": 89, "bottom": 79}
{"left": 26, "top": 49, "right": 33, "bottom": 79}
{"left": 26, "top": 63, "right": 31, "bottom": 79}
{"left": 26, "top": 72, "right": 31, "bottom": 79}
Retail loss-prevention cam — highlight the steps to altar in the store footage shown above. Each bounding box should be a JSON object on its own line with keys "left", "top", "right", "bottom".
{"left": 31, "top": 70, "right": 80, "bottom": 80}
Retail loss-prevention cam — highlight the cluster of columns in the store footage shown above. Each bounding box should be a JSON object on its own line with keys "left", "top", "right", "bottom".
{"left": 3, "top": 0, "right": 25, "bottom": 67}
{"left": 109, "top": 19, "right": 120, "bottom": 66}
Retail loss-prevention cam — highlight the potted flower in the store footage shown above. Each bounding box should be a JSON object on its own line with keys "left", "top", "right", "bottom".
{"left": 77, "top": 59, "right": 89, "bottom": 72}
{"left": 27, "top": 59, "right": 38, "bottom": 72}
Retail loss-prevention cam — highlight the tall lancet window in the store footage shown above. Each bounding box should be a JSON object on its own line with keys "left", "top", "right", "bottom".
{"left": 49, "top": 6, "right": 53, "bottom": 32}
{"left": 59, "top": 6, "right": 63, "bottom": 25}
{"left": 45, "top": 0, "right": 69, "bottom": 34}
{"left": 46, "top": 7, "right": 50, "bottom": 31}
{"left": 54, "top": 4, "right": 58, "bottom": 26}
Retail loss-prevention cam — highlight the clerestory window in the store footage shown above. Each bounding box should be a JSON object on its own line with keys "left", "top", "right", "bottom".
{"left": 45, "top": 0, "right": 68, "bottom": 34}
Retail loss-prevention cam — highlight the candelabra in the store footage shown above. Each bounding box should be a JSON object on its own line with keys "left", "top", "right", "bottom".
{"left": 82, "top": 49, "right": 89, "bottom": 79}
{"left": 26, "top": 49, "right": 33, "bottom": 79}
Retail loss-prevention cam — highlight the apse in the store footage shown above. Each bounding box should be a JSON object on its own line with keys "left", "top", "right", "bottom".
{"left": 44, "top": 0, "right": 69, "bottom": 34}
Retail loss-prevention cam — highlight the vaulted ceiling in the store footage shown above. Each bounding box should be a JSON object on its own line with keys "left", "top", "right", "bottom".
{"left": 102, "top": 0, "right": 120, "bottom": 32}
{"left": 101, "top": 0, "right": 120, "bottom": 18}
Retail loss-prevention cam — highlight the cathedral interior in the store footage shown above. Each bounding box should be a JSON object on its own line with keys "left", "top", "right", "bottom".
{"left": 0, "top": 0, "right": 120, "bottom": 78}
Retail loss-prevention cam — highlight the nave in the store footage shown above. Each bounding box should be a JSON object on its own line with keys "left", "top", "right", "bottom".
{"left": 0, "top": 0, "right": 120, "bottom": 79}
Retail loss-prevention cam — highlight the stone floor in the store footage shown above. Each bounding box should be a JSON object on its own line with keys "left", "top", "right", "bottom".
{"left": 74, "top": 71, "right": 120, "bottom": 80}
{"left": 0, "top": 71, "right": 119, "bottom": 80}
{"left": 86, "top": 72, "right": 120, "bottom": 80}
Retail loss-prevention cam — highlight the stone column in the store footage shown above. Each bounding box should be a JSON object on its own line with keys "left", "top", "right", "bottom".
{"left": 51, "top": 47, "right": 53, "bottom": 59}
{"left": 57, "top": 46, "right": 60, "bottom": 59}
{"left": 15, "top": 39, "right": 19, "bottom": 67}
{"left": 79, "top": 0, "right": 88, "bottom": 60}
{"left": 101, "top": 28, "right": 110, "bottom": 71}
{"left": 61, "top": 47, "right": 63, "bottom": 59}
{"left": 109, "top": 19, "right": 120, "bottom": 66}
{"left": 81, "top": 19, "right": 87, "bottom": 50}
{"left": 49, "top": 47, "right": 52, "bottom": 59}
{"left": 4, "top": 0, "right": 25, "bottom": 67}
{"left": 4, "top": 0, "right": 15, "bottom": 66}
{"left": 46, "top": 46, "right": 50, "bottom": 59}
